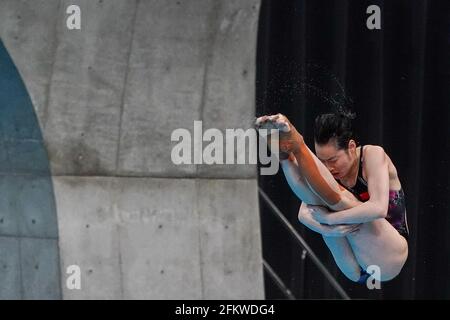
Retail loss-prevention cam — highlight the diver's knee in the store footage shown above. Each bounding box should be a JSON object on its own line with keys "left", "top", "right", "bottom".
{"left": 380, "top": 267, "right": 403, "bottom": 282}
{"left": 381, "top": 251, "right": 408, "bottom": 281}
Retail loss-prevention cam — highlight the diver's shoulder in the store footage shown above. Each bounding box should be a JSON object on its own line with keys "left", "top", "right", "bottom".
{"left": 363, "top": 144, "right": 386, "bottom": 157}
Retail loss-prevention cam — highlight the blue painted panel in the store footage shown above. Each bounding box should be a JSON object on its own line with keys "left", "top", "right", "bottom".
{"left": 14, "top": 175, "right": 59, "bottom": 238}
{"left": 20, "top": 238, "right": 61, "bottom": 300}
{"left": 0, "top": 176, "right": 20, "bottom": 236}
{"left": 0, "top": 237, "right": 21, "bottom": 299}
{"left": 0, "top": 41, "right": 42, "bottom": 141}
{"left": 0, "top": 39, "right": 61, "bottom": 299}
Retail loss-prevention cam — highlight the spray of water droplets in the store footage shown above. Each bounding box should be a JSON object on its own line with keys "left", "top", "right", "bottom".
{"left": 257, "top": 61, "right": 355, "bottom": 118}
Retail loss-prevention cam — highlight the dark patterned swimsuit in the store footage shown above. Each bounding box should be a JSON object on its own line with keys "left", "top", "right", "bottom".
{"left": 336, "top": 146, "right": 410, "bottom": 240}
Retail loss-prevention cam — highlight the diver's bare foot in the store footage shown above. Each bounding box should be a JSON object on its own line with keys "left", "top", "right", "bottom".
{"left": 255, "top": 113, "right": 304, "bottom": 155}
{"left": 255, "top": 114, "right": 291, "bottom": 132}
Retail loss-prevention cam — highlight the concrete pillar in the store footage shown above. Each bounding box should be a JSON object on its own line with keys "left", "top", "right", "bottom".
{"left": 0, "top": 0, "right": 263, "bottom": 299}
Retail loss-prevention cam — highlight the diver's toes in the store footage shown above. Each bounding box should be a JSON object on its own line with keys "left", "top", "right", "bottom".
{"left": 279, "top": 120, "right": 290, "bottom": 132}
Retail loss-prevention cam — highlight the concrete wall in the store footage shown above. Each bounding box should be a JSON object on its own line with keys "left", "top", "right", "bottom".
{"left": 0, "top": 0, "right": 263, "bottom": 299}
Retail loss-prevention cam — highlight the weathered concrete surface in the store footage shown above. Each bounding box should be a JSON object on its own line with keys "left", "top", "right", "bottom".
{"left": 54, "top": 177, "right": 262, "bottom": 299}
{"left": 198, "top": 0, "right": 260, "bottom": 178}
{"left": 197, "top": 179, "right": 263, "bottom": 299}
{"left": 1, "top": 0, "right": 263, "bottom": 299}
{"left": 44, "top": 0, "right": 138, "bottom": 175}
{"left": 53, "top": 177, "right": 122, "bottom": 299}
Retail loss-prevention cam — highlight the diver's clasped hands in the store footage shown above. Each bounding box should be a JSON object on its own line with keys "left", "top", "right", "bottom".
{"left": 305, "top": 204, "right": 361, "bottom": 237}
{"left": 308, "top": 204, "right": 332, "bottom": 224}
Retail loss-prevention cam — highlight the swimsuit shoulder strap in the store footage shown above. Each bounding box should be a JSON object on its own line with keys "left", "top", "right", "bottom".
{"left": 357, "top": 145, "right": 367, "bottom": 185}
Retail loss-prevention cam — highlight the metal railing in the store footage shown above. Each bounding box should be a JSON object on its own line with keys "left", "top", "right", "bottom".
{"left": 262, "top": 259, "right": 296, "bottom": 300}
{"left": 259, "top": 187, "right": 350, "bottom": 300}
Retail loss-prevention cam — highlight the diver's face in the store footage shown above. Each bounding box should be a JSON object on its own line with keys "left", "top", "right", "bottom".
{"left": 314, "top": 139, "right": 356, "bottom": 180}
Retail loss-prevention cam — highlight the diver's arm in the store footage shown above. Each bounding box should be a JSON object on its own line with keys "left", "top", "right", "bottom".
{"left": 313, "top": 146, "right": 389, "bottom": 225}
{"left": 298, "top": 202, "right": 361, "bottom": 236}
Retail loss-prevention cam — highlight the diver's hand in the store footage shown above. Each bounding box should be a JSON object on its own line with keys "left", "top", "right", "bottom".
{"left": 299, "top": 203, "right": 361, "bottom": 237}
{"left": 309, "top": 205, "right": 333, "bottom": 224}
{"left": 320, "top": 223, "right": 361, "bottom": 237}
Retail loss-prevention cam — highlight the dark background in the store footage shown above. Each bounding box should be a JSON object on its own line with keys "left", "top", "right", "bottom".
{"left": 256, "top": 0, "right": 450, "bottom": 299}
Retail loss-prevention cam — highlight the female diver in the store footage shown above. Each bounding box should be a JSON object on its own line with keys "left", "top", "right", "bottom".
{"left": 256, "top": 112, "right": 409, "bottom": 283}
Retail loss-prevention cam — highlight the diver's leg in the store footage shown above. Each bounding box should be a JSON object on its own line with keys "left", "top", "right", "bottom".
{"left": 292, "top": 138, "right": 359, "bottom": 210}
{"left": 322, "top": 236, "right": 362, "bottom": 282}
{"left": 281, "top": 153, "right": 325, "bottom": 205}
{"left": 346, "top": 219, "right": 408, "bottom": 281}
{"left": 283, "top": 156, "right": 363, "bottom": 282}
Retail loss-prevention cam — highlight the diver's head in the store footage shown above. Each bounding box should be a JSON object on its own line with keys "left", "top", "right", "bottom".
{"left": 314, "top": 110, "right": 358, "bottom": 180}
